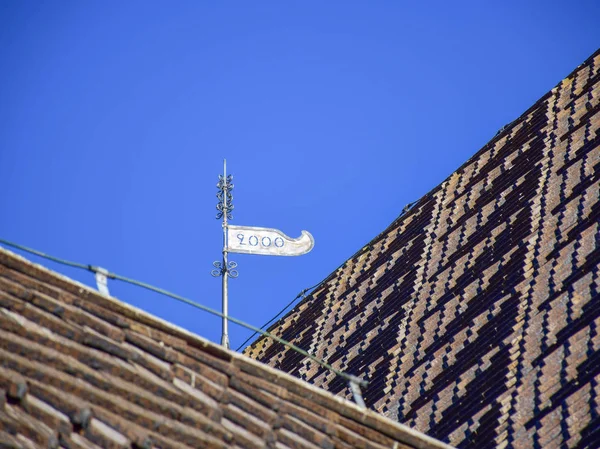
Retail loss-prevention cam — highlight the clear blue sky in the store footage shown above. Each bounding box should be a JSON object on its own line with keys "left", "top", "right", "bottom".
{"left": 1, "top": 1, "right": 599, "bottom": 350}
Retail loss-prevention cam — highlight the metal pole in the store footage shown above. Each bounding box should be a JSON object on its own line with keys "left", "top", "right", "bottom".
{"left": 211, "top": 159, "right": 237, "bottom": 348}
{"left": 221, "top": 159, "right": 230, "bottom": 348}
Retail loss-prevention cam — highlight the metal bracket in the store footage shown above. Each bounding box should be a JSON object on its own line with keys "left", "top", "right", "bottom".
{"left": 348, "top": 375, "right": 368, "bottom": 408}
{"left": 94, "top": 267, "right": 110, "bottom": 295}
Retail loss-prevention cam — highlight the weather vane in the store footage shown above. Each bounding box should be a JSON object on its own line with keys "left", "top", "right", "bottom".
{"left": 211, "top": 159, "right": 315, "bottom": 349}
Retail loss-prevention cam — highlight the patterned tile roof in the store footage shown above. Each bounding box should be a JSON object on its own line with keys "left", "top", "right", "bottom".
{"left": 245, "top": 49, "right": 600, "bottom": 449}
{"left": 0, "top": 247, "right": 452, "bottom": 449}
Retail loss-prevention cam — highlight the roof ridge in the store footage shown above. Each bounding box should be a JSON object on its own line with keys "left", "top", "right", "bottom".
{"left": 0, "top": 245, "right": 453, "bottom": 449}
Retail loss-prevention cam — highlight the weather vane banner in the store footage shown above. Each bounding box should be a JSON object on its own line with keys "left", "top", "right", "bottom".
{"left": 212, "top": 159, "right": 314, "bottom": 348}
{"left": 227, "top": 225, "right": 314, "bottom": 256}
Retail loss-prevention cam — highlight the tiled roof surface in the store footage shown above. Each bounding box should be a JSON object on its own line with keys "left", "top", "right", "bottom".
{"left": 245, "top": 49, "right": 600, "bottom": 449}
{"left": 0, "top": 247, "right": 452, "bottom": 449}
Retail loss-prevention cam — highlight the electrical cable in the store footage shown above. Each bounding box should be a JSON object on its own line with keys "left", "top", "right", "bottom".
{"left": 235, "top": 282, "right": 321, "bottom": 351}
{"left": 0, "top": 237, "right": 367, "bottom": 390}
{"left": 234, "top": 199, "right": 420, "bottom": 352}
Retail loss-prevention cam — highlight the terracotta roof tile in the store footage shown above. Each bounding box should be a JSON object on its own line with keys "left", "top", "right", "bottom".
{"left": 0, "top": 247, "right": 451, "bottom": 449}
{"left": 246, "top": 48, "right": 600, "bottom": 448}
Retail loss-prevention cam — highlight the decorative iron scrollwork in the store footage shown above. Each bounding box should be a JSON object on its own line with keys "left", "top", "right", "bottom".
{"left": 226, "top": 261, "right": 238, "bottom": 278}
{"left": 210, "top": 261, "right": 222, "bottom": 277}
{"left": 210, "top": 260, "right": 238, "bottom": 278}
{"left": 216, "top": 174, "right": 234, "bottom": 220}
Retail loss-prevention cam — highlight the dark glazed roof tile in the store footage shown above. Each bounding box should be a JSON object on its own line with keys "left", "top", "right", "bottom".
{"left": 246, "top": 48, "right": 600, "bottom": 449}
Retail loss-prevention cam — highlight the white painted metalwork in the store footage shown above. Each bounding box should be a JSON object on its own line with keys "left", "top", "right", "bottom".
{"left": 227, "top": 225, "right": 314, "bottom": 256}
{"left": 94, "top": 267, "right": 110, "bottom": 295}
{"left": 349, "top": 378, "right": 366, "bottom": 408}
{"left": 211, "top": 160, "right": 314, "bottom": 349}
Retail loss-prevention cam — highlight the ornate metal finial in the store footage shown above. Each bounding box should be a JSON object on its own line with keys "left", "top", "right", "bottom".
{"left": 216, "top": 164, "right": 234, "bottom": 221}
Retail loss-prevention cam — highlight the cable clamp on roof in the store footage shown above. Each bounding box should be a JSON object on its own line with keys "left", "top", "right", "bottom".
{"left": 348, "top": 375, "right": 368, "bottom": 408}
{"left": 93, "top": 266, "right": 110, "bottom": 295}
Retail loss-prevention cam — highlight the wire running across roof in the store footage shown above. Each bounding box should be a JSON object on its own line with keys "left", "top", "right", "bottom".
{"left": 0, "top": 246, "right": 453, "bottom": 449}
{"left": 0, "top": 236, "right": 368, "bottom": 403}
{"left": 245, "top": 48, "right": 600, "bottom": 449}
